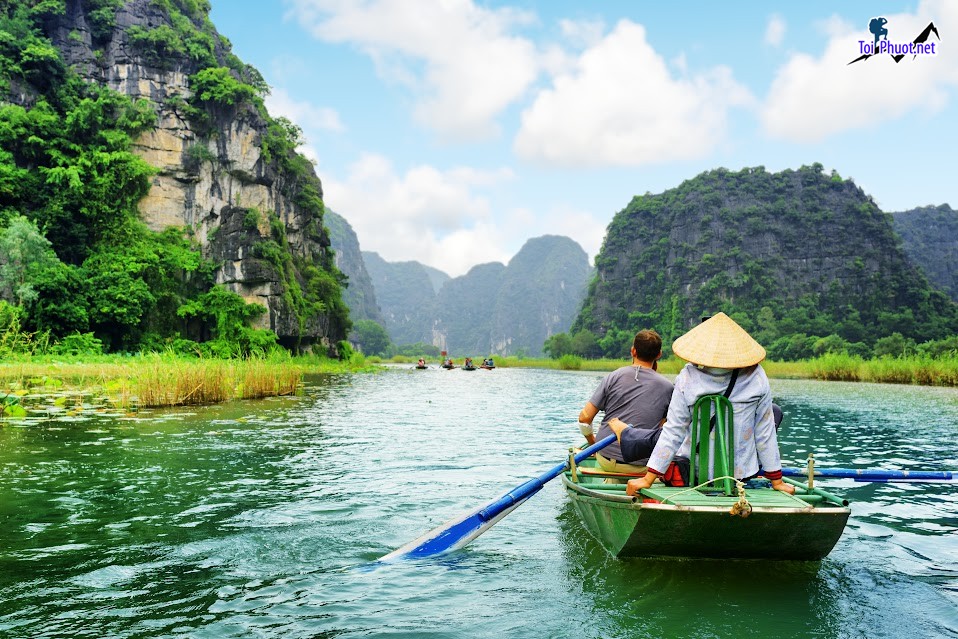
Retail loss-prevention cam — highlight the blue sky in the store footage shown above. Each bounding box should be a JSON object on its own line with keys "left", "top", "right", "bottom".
{"left": 209, "top": 0, "right": 956, "bottom": 277}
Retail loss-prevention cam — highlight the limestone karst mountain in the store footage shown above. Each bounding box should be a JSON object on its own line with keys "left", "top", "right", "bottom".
{"left": 573, "top": 165, "right": 958, "bottom": 356}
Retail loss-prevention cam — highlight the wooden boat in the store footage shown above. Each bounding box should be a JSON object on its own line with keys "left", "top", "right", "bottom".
{"left": 562, "top": 460, "right": 849, "bottom": 560}
{"left": 463, "top": 365, "right": 477, "bottom": 371}
{"left": 415, "top": 365, "right": 428, "bottom": 370}
{"left": 440, "top": 363, "right": 455, "bottom": 369}
{"left": 563, "top": 394, "right": 850, "bottom": 560}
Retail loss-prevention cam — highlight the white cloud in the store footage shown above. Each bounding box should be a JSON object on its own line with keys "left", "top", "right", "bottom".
{"left": 322, "top": 153, "right": 515, "bottom": 276}
{"left": 762, "top": 0, "right": 957, "bottom": 142}
{"left": 765, "top": 14, "right": 786, "bottom": 47}
{"left": 268, "top": 54, "right": 311, "bottom": 86}
{"left": 513, "top": 19, "right": 753, "bottom": 167}
{"left": 286, "top": 0, "right": 540, "bottom": 140}
{"left": 559, "top": 18, "right": 605, "bottom": 48}
{"left": 262, "top": 88, "right": 344, "bottom": 164}
{"left": 547, "top": 206, "right": 604, "bottom": 265}
{"left": 265, "top": 87, "right": 345, "bottom": 133}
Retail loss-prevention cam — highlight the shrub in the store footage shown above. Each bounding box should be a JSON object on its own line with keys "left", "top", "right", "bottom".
{"left": 189, "top": 66, "right": 257, "bottom": 108}
{"left": 50, "top": 331, "right": 103, "bottom": 355}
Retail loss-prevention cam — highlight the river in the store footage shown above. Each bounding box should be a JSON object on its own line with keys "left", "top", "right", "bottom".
{"left": 1, "top": 366, "right": 956, "bottom": 638}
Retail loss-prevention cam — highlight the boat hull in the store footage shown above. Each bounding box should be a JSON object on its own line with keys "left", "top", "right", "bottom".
{"left": 563, "top": 474, "right": 850, "bottom": 560}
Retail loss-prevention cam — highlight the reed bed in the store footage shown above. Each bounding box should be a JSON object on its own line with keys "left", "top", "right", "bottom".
{"left": 0, "top": 356, "right": 342, "bottom": 409}
{"left": 811, "top": 354, "right": 958, "bottom": 386}
{"left": 236, "top": 358, "right": 301, "bottom": 399}
{"left": 808, "top": 354, "right": 862, "bottom": 382}
{"left": 130, "top": 359, "right": 234, "bottom": 407}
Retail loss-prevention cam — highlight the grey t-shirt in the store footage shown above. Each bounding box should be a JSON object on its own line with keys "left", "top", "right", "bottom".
{"left": 589, "top": 365, "right": 674, "bottom": 463}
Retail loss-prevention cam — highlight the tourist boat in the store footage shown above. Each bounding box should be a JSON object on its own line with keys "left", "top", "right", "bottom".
{"left": 415, "top": 365, "right": 428, "bottom": 370}
{"left": 463, "top": 365, "right": 477, "bottom": 371}
{"left": 561, "top": 457, "right": 850, "bottom": 560}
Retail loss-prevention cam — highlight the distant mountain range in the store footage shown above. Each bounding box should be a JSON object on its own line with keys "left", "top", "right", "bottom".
{"left": 326, "top": 215, "right": 593, "bottom": 356}
{"left": 363, "top": 236, "right": 593, "bottom": 356}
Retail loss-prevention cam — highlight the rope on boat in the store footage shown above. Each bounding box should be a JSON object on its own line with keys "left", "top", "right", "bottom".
{"left": 660, "top": 475, "right": 753, "bottom": 517}
{"left": 729, "top": 481, "right": 752, "bottom": 518}
{"left": 660, "top": 475, "right": 815, "bottom": 515}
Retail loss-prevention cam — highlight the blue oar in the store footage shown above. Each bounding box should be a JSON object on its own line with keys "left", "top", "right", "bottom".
{"left": 381, "top": 434, "right": 617, "bottom": 560}
{"left": 781, "top": 467, "right": 957, "bottom": 483}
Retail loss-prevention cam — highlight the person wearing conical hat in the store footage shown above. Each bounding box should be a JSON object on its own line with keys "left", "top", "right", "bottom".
{"left": 610, "top": 312, "right": 795, "bottom": 496}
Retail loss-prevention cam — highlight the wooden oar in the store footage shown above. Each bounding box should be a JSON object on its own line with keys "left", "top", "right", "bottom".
{"left": 381, "top": 434, "right": 617, "bottom": 560}
{"left": 781, "top": 467, "right": 956, "bottom": 483}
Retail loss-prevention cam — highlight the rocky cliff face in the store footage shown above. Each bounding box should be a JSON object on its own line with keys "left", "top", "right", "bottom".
{"left": 39, "top": 0, "right": 346, "bottom": 351}
{"left": 488, "top": 235, "right": 592, "bottom": 356}
{"left": 891, "top": 204, "right": 958, "bottom": 301}
{"left": 325, "top": 210, "right": 384, "bottom": 325}
{"left": 434, "top": 262, "right": 505, "bottom": 354}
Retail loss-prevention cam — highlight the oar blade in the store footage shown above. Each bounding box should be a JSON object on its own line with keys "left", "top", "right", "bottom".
{"left": 382, "top": 434, "right": 617, "bottom": 561}
{"left": 380, "top": 500, "right": 524, "bottom": 561}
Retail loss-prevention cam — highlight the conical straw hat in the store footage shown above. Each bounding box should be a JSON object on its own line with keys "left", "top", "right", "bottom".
{"left": 671, "top": 312, "right": 766, "bottom": 368}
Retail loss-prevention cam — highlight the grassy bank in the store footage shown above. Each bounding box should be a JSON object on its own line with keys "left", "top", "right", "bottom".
{"left": 809, "top": 353, "right": 958, "bottom": 386}
{"left": 380, "top": 353, "right": 958, "bottom": 386}
{"left": 0, "top": 353, "right": 375, "bottom": 413}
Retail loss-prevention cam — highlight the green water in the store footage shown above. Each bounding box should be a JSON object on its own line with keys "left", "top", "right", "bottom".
{"left": 1, "top": 367, "right": 956, "bottom": 638}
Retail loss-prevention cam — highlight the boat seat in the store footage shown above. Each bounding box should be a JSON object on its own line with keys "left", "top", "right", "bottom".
{"left": 689, "top": 394, "right": 736, "bottom": 496}
{"left": 577, "top": 467, "right": 645, "bottom": 478}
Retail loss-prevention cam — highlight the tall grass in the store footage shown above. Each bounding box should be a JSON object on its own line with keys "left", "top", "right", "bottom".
{"left": 0, "top": 352, "right": 370, "bottom": 409}
{"left": 809, "top": 353, "right": 862, "bottom": 382}
{"left": 810, "top": 353, "right": 958, "bottom": 386}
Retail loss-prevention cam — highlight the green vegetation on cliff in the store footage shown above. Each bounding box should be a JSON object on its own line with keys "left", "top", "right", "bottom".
{"left": 570, "top": 165, "right": 958, "bottom": 360}
{"left": 0, "top": 0, "right": 350, "bottom": 356}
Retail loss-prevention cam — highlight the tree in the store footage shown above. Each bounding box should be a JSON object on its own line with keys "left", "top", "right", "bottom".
{"left": 571, "top": 330, "right": 600, "bottom": 358}
{"left": 352, "top": 319, "right": 391, "bottom": 356}
{"left": 177, "top": 286, "right": 278, "bottom": 357}
{"left": 543, "top": 332, "right": 573, "bottom": 359}
{"left": 873, "top": 332, "right": 915, "bottom": 358}
{"left": 0, "top": 215, "right": 60, "bottom": 306}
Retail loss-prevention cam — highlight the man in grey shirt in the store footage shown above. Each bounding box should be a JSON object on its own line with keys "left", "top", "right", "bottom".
{"left": 578, "top": 330, "right": 674, "bottom": 474}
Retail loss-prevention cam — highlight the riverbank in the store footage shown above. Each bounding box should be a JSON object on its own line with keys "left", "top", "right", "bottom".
{"left": 4, "top": 350, "right": 955, "bottom": 420}
{"left": 0, "top": 353, "right": 375, "bottom": 415}
{"left": 376, "top": 354, "right": 958, "bottom": 386}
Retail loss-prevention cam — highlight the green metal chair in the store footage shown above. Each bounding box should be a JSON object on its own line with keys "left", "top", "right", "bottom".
{"left": 689, "top": 394, "right": 736, "bottom": 496}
